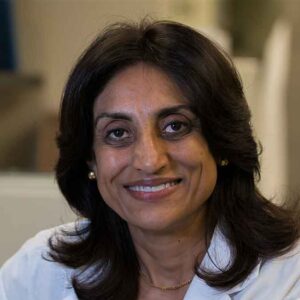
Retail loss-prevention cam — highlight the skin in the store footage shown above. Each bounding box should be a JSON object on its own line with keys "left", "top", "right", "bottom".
{"left": 90, "top": 63, "right": 217, "bottom": 299}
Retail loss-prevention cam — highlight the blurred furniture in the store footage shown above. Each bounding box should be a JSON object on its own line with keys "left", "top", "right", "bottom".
{"left": 0, "top": 72, "right": 42, "bottom": 171}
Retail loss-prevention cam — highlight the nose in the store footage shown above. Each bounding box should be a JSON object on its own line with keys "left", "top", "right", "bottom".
{"left": 132, "top": 129, "right": 169, "bottom": 174}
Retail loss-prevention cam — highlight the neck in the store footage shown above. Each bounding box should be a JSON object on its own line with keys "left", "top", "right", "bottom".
{"left": 129, "top": 213, "right": 207, "bottom": 288}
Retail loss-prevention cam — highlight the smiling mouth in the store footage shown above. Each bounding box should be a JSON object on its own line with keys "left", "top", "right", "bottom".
{"left": 125, "top": 179, "right": 182, "bottom": 193}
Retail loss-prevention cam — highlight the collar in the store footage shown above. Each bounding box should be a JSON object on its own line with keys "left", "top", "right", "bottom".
{"left": 184, "top": 226, "right": 262, "bottom": 299}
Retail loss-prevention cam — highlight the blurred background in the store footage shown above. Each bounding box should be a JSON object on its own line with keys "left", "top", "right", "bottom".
{"left": 1, "top": 0, "right": 299, "bottom": 264}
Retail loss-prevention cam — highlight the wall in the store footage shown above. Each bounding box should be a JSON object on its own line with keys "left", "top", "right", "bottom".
{"left": 14, "top": 0, "right": 169, "bottom": 113}
{"left": 0, "top": 173, "right": 76, "bottom": 265}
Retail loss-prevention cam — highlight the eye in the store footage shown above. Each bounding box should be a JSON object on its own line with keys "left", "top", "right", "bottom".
{"left": 96, "top": 120, "right": 135, "bottom": 147}
{"left": 165, "top": 121, "right": 186, "bottom": 133}
{"left": 106, "top": 128, "right": 129, "bottom": 141}
{"left": 162, "top": 120, "right": 192, "bottom": 139}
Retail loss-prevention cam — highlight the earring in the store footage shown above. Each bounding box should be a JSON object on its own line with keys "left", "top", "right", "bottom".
{"left": 220, "top": 159, "right": 229, "bottom": 167}
{"left": 88, "top": 171, "right": 96, "bottom": 180}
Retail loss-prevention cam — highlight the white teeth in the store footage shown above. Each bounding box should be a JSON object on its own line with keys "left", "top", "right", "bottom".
{"left": 128, "top": 181, "right": 179, "bottom": 192}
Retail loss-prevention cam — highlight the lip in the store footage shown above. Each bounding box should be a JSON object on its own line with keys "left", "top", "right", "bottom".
{"left": 124, "top": 178, "right": 182, "bottom": 202}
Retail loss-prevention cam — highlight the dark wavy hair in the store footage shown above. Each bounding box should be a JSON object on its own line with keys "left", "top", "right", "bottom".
{"left": 49, "top": 19, "right": 299, "bottom": 300}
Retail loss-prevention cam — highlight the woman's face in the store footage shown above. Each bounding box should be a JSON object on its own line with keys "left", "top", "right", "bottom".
{"left": 91, "top": 63, "right": 217, "bottom": 234}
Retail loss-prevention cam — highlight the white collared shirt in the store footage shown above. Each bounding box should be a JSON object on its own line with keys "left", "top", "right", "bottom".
{"left": 1, "top": 223, "right": 300, "bottom": 300}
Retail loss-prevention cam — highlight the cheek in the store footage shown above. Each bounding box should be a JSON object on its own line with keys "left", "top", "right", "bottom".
{"left": 94, "top": 149, "right": 130, "bottom": 212}
{"left": 171, "top": 138, "right": 217, "bottom": 191}
{"left": 95, "top": 148, "right": 130, "bottom": 184}
{"left": 170, "top": 137, "right": 210, "bottom": 168}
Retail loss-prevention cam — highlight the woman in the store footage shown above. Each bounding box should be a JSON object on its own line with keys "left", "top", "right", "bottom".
{"left": 1, "top": 19, "right": 299, "bottom": 300}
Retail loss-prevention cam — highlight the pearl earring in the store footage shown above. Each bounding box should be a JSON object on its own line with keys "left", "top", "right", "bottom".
{"left": 88, "top": 171, "right": 96, "bottom": 180}
{"left": 220, "top": 159, "right": 229, "bottom": 167}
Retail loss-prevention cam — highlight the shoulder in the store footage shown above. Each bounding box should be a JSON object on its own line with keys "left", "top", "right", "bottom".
{"left": 261, "top": 240, "right": 300, "bottom": 281}
{"left": 261, "top": 240, "right": 300, "bottom": 287}
{"left": 204, "top": 227, "right": 300, "bottom": 299}
{"left": 236, "top": 240, "right": 300, "bottom": 299}
{"left": 0, "top": 222, "right": 83, "bottom": 300}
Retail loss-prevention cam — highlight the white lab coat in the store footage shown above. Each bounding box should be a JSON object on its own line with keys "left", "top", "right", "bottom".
{"left": 1, "top": 222, "right": 300, "bottom": 300}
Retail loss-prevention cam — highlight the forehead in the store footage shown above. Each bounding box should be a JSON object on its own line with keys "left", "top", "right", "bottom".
{"left": 93, "top": 63, "right": 189, "bottom": 115}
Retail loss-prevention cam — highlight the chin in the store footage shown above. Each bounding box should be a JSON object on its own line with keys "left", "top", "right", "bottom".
{"left": 127, "top": 213, "right": 189, "bottom": 234}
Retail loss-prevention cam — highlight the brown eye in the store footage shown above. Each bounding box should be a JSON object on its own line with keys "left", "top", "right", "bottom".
{"left": 165, "top": 121, "right": 185, "bottom": 133}
{"left": 107, "top": 128, "right": 129, "bottom": 140}
{"left": 162, "top": 120, "right": 192, "bottom": 139}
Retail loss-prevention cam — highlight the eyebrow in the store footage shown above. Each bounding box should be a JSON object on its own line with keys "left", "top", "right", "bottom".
{"left": 156, "top": 104, "right": 194, "bottom": 119}
{"left": 94, "top": 104, "right": 194, "bottom": 127}
{"left": 94, "top": 112, "right": 131, "bottom": 127}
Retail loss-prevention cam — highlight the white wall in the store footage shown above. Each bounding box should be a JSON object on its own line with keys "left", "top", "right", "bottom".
{"left": 0, "top": 173, "right": 76, "bottom": 265}
{"left": 13, "top": 0, "right": 169, "bottom": 113}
